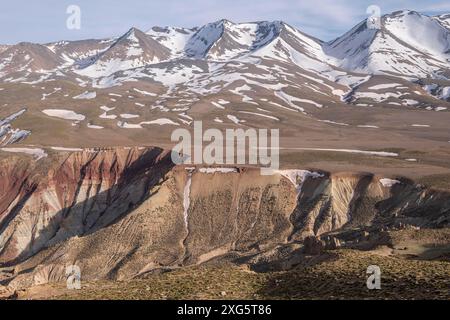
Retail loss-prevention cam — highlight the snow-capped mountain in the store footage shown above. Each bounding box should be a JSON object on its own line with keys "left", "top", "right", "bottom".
{"left": 0, "top": 10, "right": 449, "bottom": 112}
{"left": 325, "top": 10, "right": 450, "bottom": 79}
{"left": 184, "top": 20, "right": 285, "bottom": 60}
{"left": 76, "top": 27, "right": 171, "bottom": 77}
{"left": 146, "top": 20, "right": 289, "bottom": 61}
{"left": 0, "top": 10, "right": 449, "bottom": 152}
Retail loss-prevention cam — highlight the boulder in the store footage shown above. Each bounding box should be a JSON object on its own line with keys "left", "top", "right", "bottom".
{"left": 303, "top": 236, "right": 325, "bottom": 255}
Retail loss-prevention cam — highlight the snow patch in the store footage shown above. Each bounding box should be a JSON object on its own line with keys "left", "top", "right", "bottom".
{"left": 379, "top": 178, "right": 401, "bottom": 188}
{"left": 133, "top": 88, "right": 157, "bottom": 96}
{"left": 87, "top": 123, "right": 104, "bottom": 129}
{"left": 227, "top": 115, "right": 244, "bottom": 125}
{"left": 42, "top": 109, "right": 85, "bottom": 121}
{"left": 199, "top": 167, "right": 238, "bottom": 174}
{"left": 282, "top": 148, "right": 398, "bottom": 157}
{"left": 368, "top": 83, "right": 401, "bottom": 90}
{"left": 276, "top": 170, "right": 324, "bottom": 195}
{"left": 318, "top": 119, "right": 349, "bottom": 126}
{"left": 73, "top": 91, "right": 96, "bottom": 100}
{"left": 120, "top": 113, "right": 140, "bottom": 119}
{"left": 357, "top": 125, "right": 379, "bottom": 128}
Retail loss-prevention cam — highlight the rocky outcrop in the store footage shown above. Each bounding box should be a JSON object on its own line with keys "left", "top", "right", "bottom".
{"left": 0, "top": 285, "right": 15, "bottom": 299}
{"left": 0, "top": 147, "right": 449, "bottom": 289}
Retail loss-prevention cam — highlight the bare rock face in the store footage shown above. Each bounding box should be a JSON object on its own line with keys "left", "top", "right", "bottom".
{"left": 0, "top": 147, "right": 449, "bottom": 289}
{"left": 33, "top": 264, "right": 68, "bottom": 286}
{"left": 182, "top": 168, "right": 296, "bottom": 264}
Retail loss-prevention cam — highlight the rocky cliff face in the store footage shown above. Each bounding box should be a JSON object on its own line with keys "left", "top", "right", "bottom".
{"left": 0, "top": 147, "right": 448, "bottom": 288}
{"left": 0, "top": 147, "right": 174, "bottom": 265}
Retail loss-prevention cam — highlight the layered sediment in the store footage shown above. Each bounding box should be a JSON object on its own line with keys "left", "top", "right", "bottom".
{"left": 0, "top": 147, "right": 448, "bottom": 289}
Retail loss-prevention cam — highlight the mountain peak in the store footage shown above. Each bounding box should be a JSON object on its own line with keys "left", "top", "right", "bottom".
{"left": 213, "top": 18, "right": 234, "bottom": 26}
{"left": 388, "top": 9, "right": 421, "bottom": 17}
{"left": 75, "top": 25, "right": 170, "bottom": 77}
{"left": 182, "top": 19, "right": 290, "bottom": 60}
{"left": 122, "top": 27, "right": 146, "bottom": 40}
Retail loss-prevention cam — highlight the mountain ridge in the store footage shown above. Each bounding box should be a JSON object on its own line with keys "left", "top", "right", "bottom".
{"left": 0, "top": 10, "right": 448, "bottom": 101}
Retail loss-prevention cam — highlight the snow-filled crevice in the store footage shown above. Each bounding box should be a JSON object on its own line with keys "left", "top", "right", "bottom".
{"left": 276, "top": 170, "right": 324, "bottom": 195}
{"left": 181, "top": 169, "right": 194, "bottom": 262}
{"left": 183, "top": 171, "right": 193, "bottom": 229}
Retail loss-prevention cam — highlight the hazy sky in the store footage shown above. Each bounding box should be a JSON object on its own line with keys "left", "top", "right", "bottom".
{"left": 1, "top": 0, "right": 450, "bottom": 44}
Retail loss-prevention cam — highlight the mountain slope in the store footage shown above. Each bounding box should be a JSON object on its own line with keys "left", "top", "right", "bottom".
{"left": 45, "top": 38, "right": 115, "bottom": 69}
{"left": 0, "top": 45, "right": 9, "bottom": 54}
{"left": 0, "top": 42, "right": 63, "bottom": 77}
{"left": 146, "top": 26, "right": 197, "bottom": 57}
{"left": 435, "top": 13, "right": 450, "bottom": 30}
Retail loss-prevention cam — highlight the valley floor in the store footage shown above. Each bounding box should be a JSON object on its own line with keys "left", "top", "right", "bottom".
{"left": 16, "top": 248, "right": 450, "bottom": 300}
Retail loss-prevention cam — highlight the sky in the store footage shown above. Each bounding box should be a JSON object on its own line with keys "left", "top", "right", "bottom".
{"left": 1, "top": 0, "right": 450, "bottom": 44}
